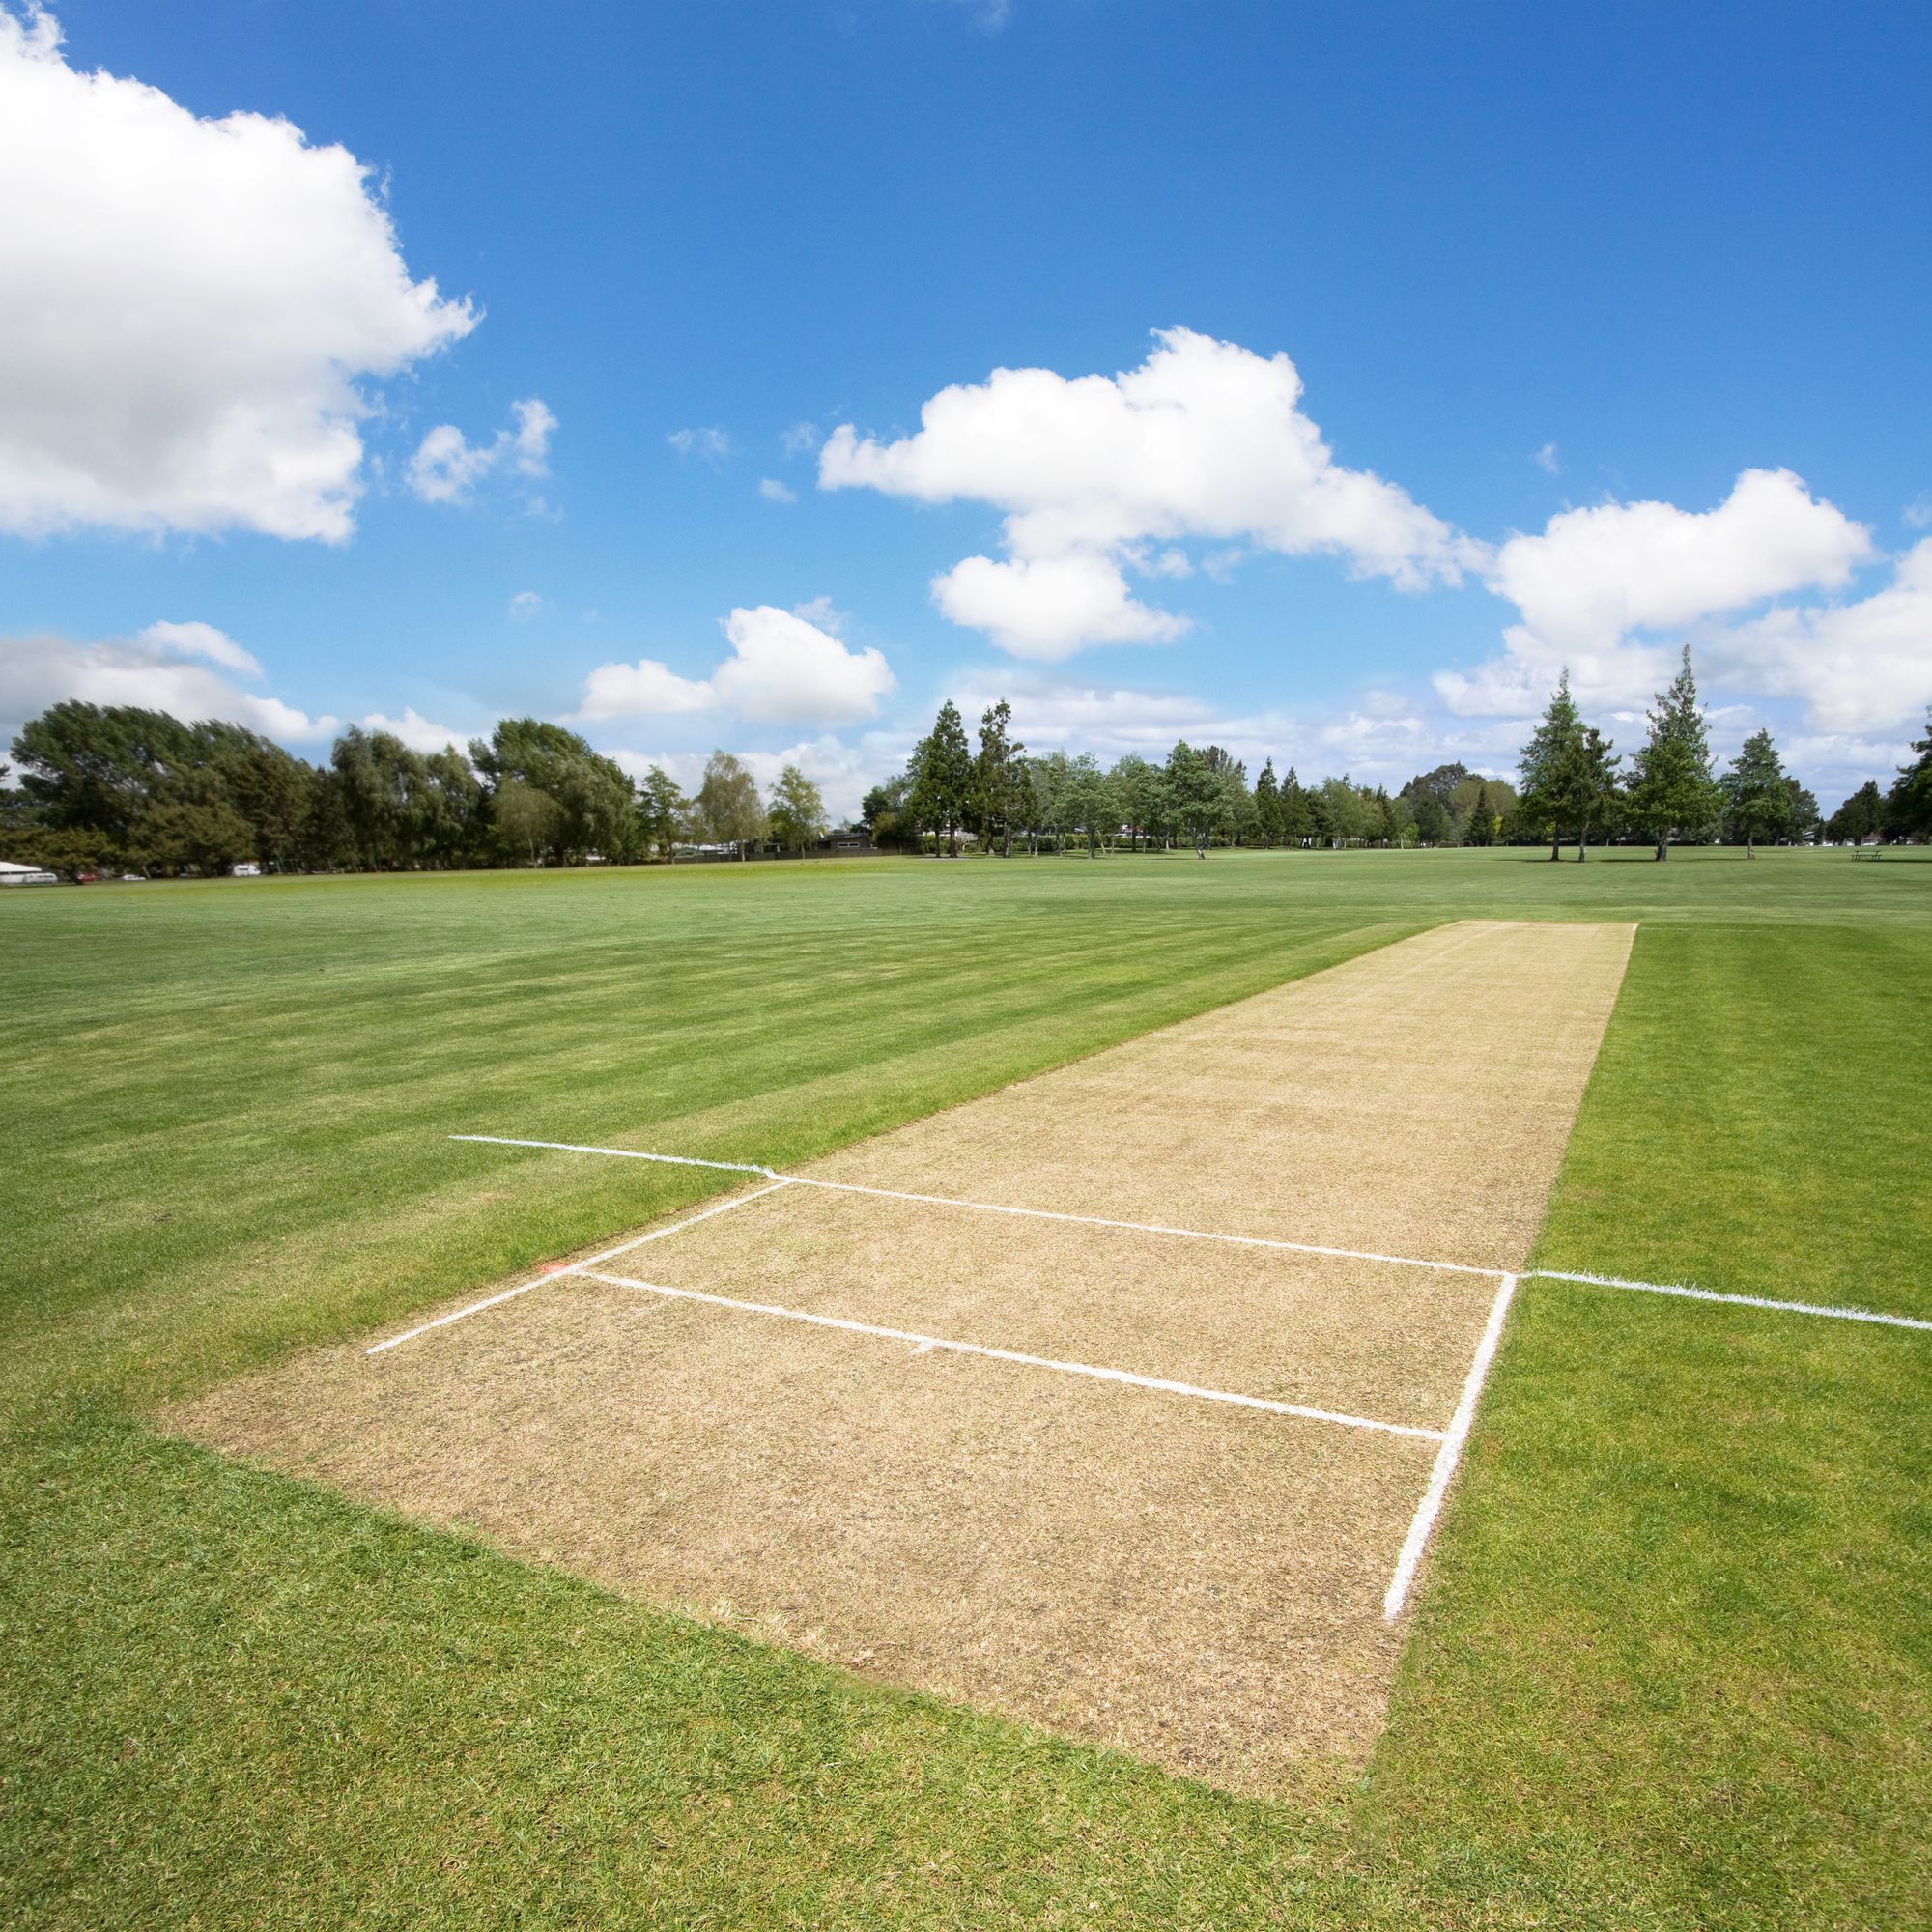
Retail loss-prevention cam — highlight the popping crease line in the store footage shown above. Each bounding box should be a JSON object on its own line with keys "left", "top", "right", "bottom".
{"left": 449, "top": 1137, "right": 1932, "bottom": 1334}
{"left": 364, "top": 1179, "right": 797, "bottom": 1354}
{"left": 578, "top": 1268, "right": 1447, "bottom": 1442}
{"left": 449, "top": 1135, "right": 1506, "bottom": 1278}
{"left": 1527, "top": 1268, "right": 1932, "bottom": 1334}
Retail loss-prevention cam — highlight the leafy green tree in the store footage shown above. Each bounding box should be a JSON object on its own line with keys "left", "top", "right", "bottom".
{"left": 766, "top": 764, "right": 828, "bottom": 852}
{"left": 1825, "top": 779, "right": 1885, "bottom": 845}
{"left": 1318, "top": 774, "right": 1370, "bottom": 845}
{"left": 1109, "top": 753, "right": 1159, "bottom": 851}
{"left": 421, "top": 748, "right": 487, "bottom": 867}
{"left": 1519, "top": 671, "right": 1585, "bottom": 860}
{"left": 1626, "top": 646, "right": 1722, "bottom": 860}
{"left": 1165, "top": 741, "right": 1227, "bottom": 855}
{"left": 493, "top": 778, "right": 559, "bottom": 866}
{"left": 11, "top": 702, "right": 190, "bottom": 852}
{"left": 693, "top": 750, "right": 767, "bottom": 858}
{"left": 971, "top": 699, "right": 1026, "bottom": 856}
{"left": 860, "top": 775, "right": 918, "bottom": 851}
{"left": 636, "top": 766, "right": 688, "bottom": 861}
{"left": 1887, "top": 711, "right": 1932, "bottom": 838}
{"left": 1720, "top": 728, "right": 1792, "bottom": 857}
{"left": 1061, "top": 753, "right": 1116, "bottom": 857}
{"left": 471, "top": 719, "right": 634, "bottom": 865}
{"left": 139, "top": 784, "right": 257, "bottom": 876}
{"left": 1372, "top": 786, "right": 1416, "bottom": 847}
{"left": 1412, "top": 795, "right": 1451, "bottom": 844}
{"left": 1252, "top": 759, "right": 1282, "bottom": 847}
{"left": 1402, "top": 762, "right": 1471, "bottom": 816}
{"left": 1781, "top": 777, "right": 1820, "bottom": 845}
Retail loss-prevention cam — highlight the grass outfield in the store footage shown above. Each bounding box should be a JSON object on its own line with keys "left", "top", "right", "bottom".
{"left": 3, "top": 847, "right": 1928, "bottom": 1928}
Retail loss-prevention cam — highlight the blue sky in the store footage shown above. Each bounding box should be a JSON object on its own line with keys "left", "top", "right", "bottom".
{"left": 4, "top": 0, "right": 1929, "bottom": 813}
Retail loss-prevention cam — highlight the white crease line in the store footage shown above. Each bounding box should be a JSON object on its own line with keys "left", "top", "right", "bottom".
{"left": 578, "top": 1268, "right": 1447, "bottom": 1443}
{"left": 448, "top": 1138, "right": 1932, "bottom": 1334}
{"left": 1382, "top": 1271, "right": 1519, "bottom": 1622}
{"left": 364, "top": 1179, "right": 797, "bottom": 1355}
{"left": 1528, "top": 1269, "right": 1932, "bottom": 1333}
{"left": 447, "top": 1136, "right": 1503, "bottom": 1280}
{"left": 451, "top": 1134, "right": 771, "bottom": 1176}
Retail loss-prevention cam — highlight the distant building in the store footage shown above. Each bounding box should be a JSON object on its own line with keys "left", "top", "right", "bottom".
{"left": 0, "top": 859, "right": 59, "bottom": 886}
{"left": 816, "top": 826, "right": 873, "bottom": 854}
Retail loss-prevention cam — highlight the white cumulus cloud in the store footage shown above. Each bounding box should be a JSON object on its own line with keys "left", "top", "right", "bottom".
{"left": 574, "top": 605, "right": 896, "bottom": 729}
{"left": 758, "top": 477, "right": 797, "bottom": 504}
{"left": 409, "top": 398, "right": 555, "bottom": 505}
{"left": 0, "top": 7, "right": 474, "bottom": 541}
{"left": 1701, "top": 539, "right": 1932, "bottom": 734}
{"left": 1438, "top": 468, "right": 1881, "bottom": 723}
{"left": 819, "top": 327, "right": 1480, "bottom": 659}
{"left": 0, "top": 622, "right": 338, "bottom": 748}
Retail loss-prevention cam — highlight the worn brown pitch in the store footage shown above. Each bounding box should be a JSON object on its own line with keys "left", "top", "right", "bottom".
{"left": 174, "top": 919, "right": 1634, "bottom": 1792}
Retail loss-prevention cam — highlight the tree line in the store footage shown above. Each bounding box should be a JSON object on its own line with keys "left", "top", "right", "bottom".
{"left": 861, "top": 700, "right": 1525, "bottom": 857}
{"left": 4, "top": 668, "right": 1926, "bottom": 878}
{"left": 0, "top": 702, "right": 833, "bottom": 877}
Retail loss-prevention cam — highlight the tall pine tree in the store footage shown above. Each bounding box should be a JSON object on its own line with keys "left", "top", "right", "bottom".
{"left": 1519, "top": 671, "right": 1584, "bottom": 860}
{"left": 1253, "top": 759, "right": 1282, "bottom": 847}
{"left": 1888, "top": 709, "right": 1932, "bottom": 838}
{"left": 1721, "top": 728, "right": 1792, "bottom": 857}
{"left": 1627, "top": 646, "right": 1721, "bottom": 860}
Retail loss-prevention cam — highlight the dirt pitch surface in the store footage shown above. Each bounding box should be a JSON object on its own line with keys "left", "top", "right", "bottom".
{"left": 177, "top": 919, "right": 1634, "bottom": 1792}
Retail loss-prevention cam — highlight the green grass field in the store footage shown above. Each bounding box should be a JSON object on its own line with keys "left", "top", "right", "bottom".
{"left": 4, "top": 848, "right": 1928, "bottom": 1929}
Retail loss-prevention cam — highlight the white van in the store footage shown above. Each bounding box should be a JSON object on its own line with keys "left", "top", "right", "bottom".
{"left": 231, "top": 862, "right": 262, "bottom": 877}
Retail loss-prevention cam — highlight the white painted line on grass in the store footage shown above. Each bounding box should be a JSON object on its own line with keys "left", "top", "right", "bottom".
{"left": 451, "top": 1134, "right": 773, "bottom": 1177}
{"left": 365, "top": 1179, "right": 797, "bottom": 1355}
{"left": 448, "top": 1135, "right": 1504, "bottom": 1280}
{"left": 448, "top": 1138, "right": 1932, "bottom": 1336}
{"left": 1382, "top": 1271, "right": 1519, "bottom": 1622}
{"left": 1528, "top": 1269, "right": 1932, "bottom": 1334}
{"left": 578, "top": 1268, "right": 1447, "bottom": 1443}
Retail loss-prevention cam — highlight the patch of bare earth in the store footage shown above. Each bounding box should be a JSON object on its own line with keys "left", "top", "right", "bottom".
{"left": 174, "top": 919, "right": 1634, "bottom": 1793}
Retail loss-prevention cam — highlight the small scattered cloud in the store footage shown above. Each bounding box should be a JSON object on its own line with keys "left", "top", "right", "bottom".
{"left": 409, "top": 398, "right": 556, "bottom": 507}
{"left": 574, "top": 604, "right": 895, "bottom": 729}
{"left": 1904, "top": 495, "right": 1932, "bottom": 532}
{"left": 1532, "top": 442, "right": 1561, "bottom": 475}
{"left": 137, "top": 619, "right": 263, "bottom": 678}
{"left": 936, "top": 0, "right": 1013, "bottom": 33}
{"left": 790, "top": 595, "right": 847, "bottom": 632}
{"left": 667, "top": 426, "right": 733, "bottom": 467}
{"left": 781, "top": 421, "right": 822, "bottom": 458}
{"left": 506, "top": 590, "right": 545, "bottom": 622}
{"left": 758, "top": 477, "right": 797, "bottom": 504}
{"left": 358, "top": 707, "right": 468, "bottom": 754}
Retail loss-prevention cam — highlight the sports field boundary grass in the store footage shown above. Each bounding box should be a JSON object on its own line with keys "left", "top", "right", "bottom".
{"left": 5, "top": 851, "right": 1929, "bottom": 1928}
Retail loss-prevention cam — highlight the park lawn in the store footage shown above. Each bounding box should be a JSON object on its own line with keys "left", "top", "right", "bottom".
{"left": 2, "top": 847, "right": 1928, "bottom": 1928}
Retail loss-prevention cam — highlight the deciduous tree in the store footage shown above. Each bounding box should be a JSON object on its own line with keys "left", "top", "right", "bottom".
{"left": 693, "top": 750, "right": 767, "bottom": 858}
{"left": 766, "top": 764, "right": 828, "bottom": 853}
